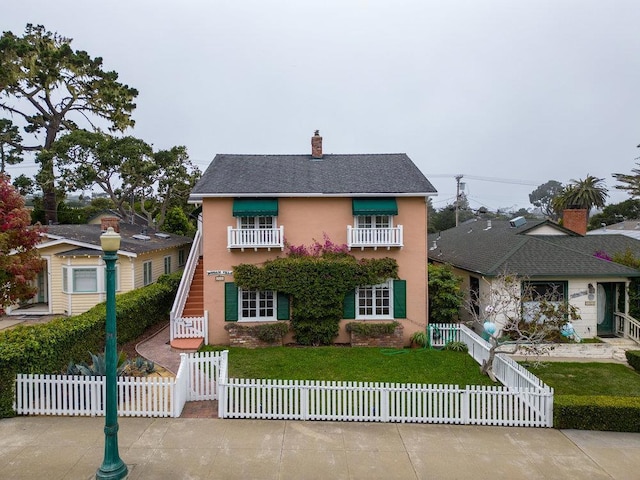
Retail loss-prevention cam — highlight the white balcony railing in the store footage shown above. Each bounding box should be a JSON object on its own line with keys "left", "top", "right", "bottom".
{"left": 347, "top": 225, "right": 403, "bottom": 249}
{"left": 227, "top": 226, "right": 284, "bottom": 250}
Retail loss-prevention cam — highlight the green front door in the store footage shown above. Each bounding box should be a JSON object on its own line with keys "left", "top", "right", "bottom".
{"left": 597, "top": 283, "right": 615, "bottom": 336}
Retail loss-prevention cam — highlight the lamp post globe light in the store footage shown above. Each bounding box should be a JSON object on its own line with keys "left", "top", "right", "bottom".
{"left": 96, "top": 227, "right": 128, "bottom": 480}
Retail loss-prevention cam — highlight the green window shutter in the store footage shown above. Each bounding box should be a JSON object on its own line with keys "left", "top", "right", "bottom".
{"left": 393, "top": 280, "right": 406, "bottom": 318}
{"left": 225, "top": 283, "right": 238, "bottom": 322}
{"left": 343, "top": 289, "right": 356, "bottom": 319}
{"left": 277, "top": 292, "right": 290, "bottom": 320}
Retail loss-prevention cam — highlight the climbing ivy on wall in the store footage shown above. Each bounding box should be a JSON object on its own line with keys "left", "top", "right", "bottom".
{"left": 233, "top": 238, "right": 398, "bottom": 345}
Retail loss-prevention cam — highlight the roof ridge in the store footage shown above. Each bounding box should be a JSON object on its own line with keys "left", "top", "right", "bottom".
{"left": 486, "top": 236, "right": 530, "bottom": 275}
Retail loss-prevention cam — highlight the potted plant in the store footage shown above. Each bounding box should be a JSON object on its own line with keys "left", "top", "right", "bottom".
{"left": 410, "top": 331, "right": 428, "bottom": 348}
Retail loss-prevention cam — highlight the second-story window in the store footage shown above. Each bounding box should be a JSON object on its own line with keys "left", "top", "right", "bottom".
{"left": 355, "top": 215, "right": 392, "bottom": 229}
{"left": 239, "top": 216, "right": 275, "bottom": 229}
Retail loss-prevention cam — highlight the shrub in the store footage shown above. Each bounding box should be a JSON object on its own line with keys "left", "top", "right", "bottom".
{"left": 626, "top": 350, "right": 640, "bottom": 372}
{"left": 409, "top": 331, "right": 428, "bottom": 347}
{"left": 554, "top": 395, "right": 640, "bottom": 432}
{"left": 224, "top": 322, "right": 290, "bottom": 343}
{"left": 444, "top": 341, "right": 468, "bottom": 352}
{"left": 346, "top": 321, "right": 399, "bottom": 337}
{"left": 0, "top": 270, "right": 182, "bottom": 418}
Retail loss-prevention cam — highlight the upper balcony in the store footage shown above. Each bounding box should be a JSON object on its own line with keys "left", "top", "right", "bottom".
{"left": 227, "top": 226, "right": 284, "bottom": 251}
{"left": 347, "top": 225, "right": 403, "bottom": 250}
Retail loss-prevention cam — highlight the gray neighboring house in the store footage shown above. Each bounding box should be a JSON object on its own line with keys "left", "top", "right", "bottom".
{"left": 429, "top": 214, "right": 640, "bottom": 341}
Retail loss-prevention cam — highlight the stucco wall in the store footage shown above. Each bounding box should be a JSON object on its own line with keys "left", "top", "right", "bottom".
{"left": 201, "top": 196, "right": 428, "bottom": 345}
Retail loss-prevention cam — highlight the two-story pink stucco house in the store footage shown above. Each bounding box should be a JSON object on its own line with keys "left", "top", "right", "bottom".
{"left": 169, "top": 132, "right": 437, "bottom": 348}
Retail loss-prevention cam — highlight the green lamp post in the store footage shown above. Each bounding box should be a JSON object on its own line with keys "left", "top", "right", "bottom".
{"left": 96, "top": 227, "right": 128, "bottom": 480}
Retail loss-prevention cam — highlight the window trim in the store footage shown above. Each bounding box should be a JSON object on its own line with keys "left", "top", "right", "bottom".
{"left": 143, "top": 260, "right": 153, "bottom": 286}
{"left": 163, "top": 255, "right": 172, "bottom": 275}
{"left": 356, "top": 279, "right": 393, "bottom": 320}
{"left": 354, "top": 215, "right": 393, "bottom": 229}
{"left": 62, "top": 265, "right": 119, "bottom": 294}
{"left": 238, "top": 288, "right": 277, "bottom": 322}
{"left": 237, "top": 216, "right": 277, "bottom": 230}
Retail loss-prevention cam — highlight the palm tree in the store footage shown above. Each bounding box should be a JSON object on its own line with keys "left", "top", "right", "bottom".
{"left": 552, "top": 175, "right": 608, "bottom": 218}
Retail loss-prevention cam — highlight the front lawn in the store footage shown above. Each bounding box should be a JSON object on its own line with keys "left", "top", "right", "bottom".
{"left": 523, "top": 362, "right": 640, "bottom": 396}
{"left": 200, "top": 345, "right": 497, "bottom": 386}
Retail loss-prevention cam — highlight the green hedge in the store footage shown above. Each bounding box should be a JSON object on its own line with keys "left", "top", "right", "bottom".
{"left": 554, "top": 395, "right": 640, "bottom": 432}
{"left": 0, "top": 271, "right": 182, "bottom": 418}
{"left": 626, "top": 350, "right": 640, "bottom": 372}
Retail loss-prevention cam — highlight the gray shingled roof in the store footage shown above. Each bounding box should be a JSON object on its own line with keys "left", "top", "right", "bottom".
{"left": 190, "top": 154, "right": 437, "bottom": 200}
{"left": 429, "top": 219, "right": 640, "bottom": 278}
{"left": 43, "top": 223, "right": 193, "bottom": 255}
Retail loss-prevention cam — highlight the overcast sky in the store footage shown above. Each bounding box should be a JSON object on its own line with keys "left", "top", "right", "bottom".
{"left": 4, "top": 0, "right": 640, "bottom": 212}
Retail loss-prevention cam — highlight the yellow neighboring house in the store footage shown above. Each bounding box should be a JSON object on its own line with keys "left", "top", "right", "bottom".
{"left": 6, "top": 217, "right": 193, "bottom": 317}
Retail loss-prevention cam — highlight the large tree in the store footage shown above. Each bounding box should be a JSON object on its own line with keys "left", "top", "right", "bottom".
{"left": 52, "top": 129, "right": 154, "bottom": 222}
{"left": 0, "top": 24, "right": 138, "bottom": 224}
{"left": 552, "top": 175, "right": 608, "bottom": 218}
{"left": 141, "top": 146, "right": 200, "bottom": 228}
{"left": 0, "top": 118, "right": 23, "bottom": 173}
{"left": 53, "top": 130, "right": 200, "bottom": 228}
{"left": 528, "top": 180, "right": 563, "bottom": 220}
{"left": 0, "top": 174, "right": 43, "bottom": 314}
{"left": 613, "top": 162, "right": 640, "bottom": 198}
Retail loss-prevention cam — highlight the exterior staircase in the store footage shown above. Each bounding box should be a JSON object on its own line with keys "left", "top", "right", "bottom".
{"left": 182, "top": 257, "right": 204, "bottom": 317}
{"left": 170, "top": 257, "right": 205, "bottom": 352}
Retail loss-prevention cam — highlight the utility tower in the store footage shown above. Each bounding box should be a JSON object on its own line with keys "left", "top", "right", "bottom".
{"left": 455, "top": 175, "right": 464, "bottom": 226}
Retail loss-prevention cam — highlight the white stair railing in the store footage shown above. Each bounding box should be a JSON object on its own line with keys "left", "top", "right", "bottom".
{"left": 170, "top": 229, "right": 203, "bottom": 341}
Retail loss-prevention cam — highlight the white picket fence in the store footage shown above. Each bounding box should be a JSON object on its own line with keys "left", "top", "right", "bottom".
{"left": 14, "top": 351, "right": 226, "bottom": 418}
{"left": 216, "top": 324, "right": 553, "bottom": 427}
{"left": 14, "top": 326, "right": 553, "bottom": 427}
{"left": 218, "top": 379, "right": 549, "bottom": 426}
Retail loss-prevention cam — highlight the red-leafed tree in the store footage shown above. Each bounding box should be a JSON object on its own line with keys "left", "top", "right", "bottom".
{"left": 0, "top": 174, "right": 43, "bottom": 314}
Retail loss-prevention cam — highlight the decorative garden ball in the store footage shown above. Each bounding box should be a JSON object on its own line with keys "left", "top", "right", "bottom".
{"left": 561, "top": 323, "right": 575, "bottom": 337}
{"left": 483, "top": 321, "right": 497, "bottom": 335}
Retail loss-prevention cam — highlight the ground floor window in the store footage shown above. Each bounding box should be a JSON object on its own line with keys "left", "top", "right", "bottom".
{"left": 225, "top": 283, "right": 290, "bottom": 322}
{"left": 522, "top": 281, "right": 567, "bottom": 322}
{"left": 143, "top": 261, "right": 153, "bottom": 286}
{"left": 240, "top": 289, "right": 276, "bottom": 321}
{"left": 356, "top": 280, "right": 393, "bottom": 319}
{"left": 343, "top": 279, "right": 406, "bottom": 320}
{"left": 62, "top": 265, "right": 119, "bottom": 293}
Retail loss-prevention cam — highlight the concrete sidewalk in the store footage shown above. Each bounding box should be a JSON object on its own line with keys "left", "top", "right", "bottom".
{"left": 2, "top": 416, "right": 640, "bottom": 479}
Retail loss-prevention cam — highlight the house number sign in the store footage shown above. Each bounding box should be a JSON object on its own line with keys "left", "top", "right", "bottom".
{"left": 207, "top": 270, "right": 233, "bottom": 276}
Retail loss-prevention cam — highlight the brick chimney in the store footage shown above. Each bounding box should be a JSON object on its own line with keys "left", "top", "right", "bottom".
{"left": 311, "top": 130, "right": 323, "bottom": 159}
{"left": 563, "top": 209, "right": 587, "bottom": 235}
{"left": 101, "top": 216, "right": 120, "bottom": 233}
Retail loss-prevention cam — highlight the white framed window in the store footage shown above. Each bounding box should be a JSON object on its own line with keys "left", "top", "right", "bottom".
{"left": 355, "top": 215, "right": 392, "bottom": 229}
{"left": 62, "top": 265, "right": 119, "bottom": 294}
{"left": 143, "top": 261, "right": 153, "bottom": 286}
{"left": 239, "top": 216, "right": 276, "bottom": 229}
{"left": 178, "top": 248, "right": 186, "bottom": 267}
{"left": 239, "top": 289, "right": 276, "bottom": 321}
{"left": 164, "top": 255, "right": 172, "bottom": 275}
{"left": 356, "top": 280, "right": 393, "bottom": 319}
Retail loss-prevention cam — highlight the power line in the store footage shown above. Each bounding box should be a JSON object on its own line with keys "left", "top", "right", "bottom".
{"left": 429, "top": 173, "right": 541, "bottom": 187}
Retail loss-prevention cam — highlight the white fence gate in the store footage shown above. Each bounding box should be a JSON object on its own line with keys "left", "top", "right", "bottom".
{"left": 14, "top": 351, "right": 226, "bottom": 418}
